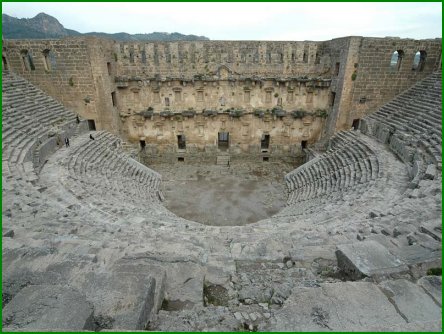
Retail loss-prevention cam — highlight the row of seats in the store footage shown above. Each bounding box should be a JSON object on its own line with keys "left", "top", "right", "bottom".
{"left": 1, "top": 70, "right": 441, "bottom": 331}
{"left": 361, "top": 71, "right": 442, "bottom": 167}
{"left": 58, "top": 131, "right": 164, "bottom": 219}
{"left": 2, "top": 71, "right": 79, "bottom": 181}
{"left": 285, "top": 130, "right": 380, "bottom": 205}
{"left": 278, "top": 72, "right": 441, "bottom": 257}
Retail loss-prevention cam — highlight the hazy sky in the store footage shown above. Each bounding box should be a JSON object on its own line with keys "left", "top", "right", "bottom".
{"left": 2, "top": 2, "right": 442, "bottom": 40}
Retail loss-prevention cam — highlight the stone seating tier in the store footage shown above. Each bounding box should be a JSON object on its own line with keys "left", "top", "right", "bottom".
{"left": 1, "top": 71, "right": 441, "bottom": 331}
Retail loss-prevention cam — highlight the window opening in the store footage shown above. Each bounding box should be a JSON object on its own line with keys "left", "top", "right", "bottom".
{"left": 177, "top": 135, "right": 186, "bottom": 149}
{"left": 261, "top": 134, "right": 270, "bottom": 149}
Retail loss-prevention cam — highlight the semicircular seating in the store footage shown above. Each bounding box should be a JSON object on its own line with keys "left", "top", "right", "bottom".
{"left": 2, "top": 70, "right": 442, "bottom": 331}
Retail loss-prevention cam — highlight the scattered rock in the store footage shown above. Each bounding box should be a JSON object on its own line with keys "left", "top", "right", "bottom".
{"left": 392, "top": 228, "right": 402, "bottom": 238}
{"left": 407, "top": 233, "right": 418, "bottom": 245}
{"left": 2, "top": 285, "right": 94, "bottom": 331}
{"left": 380, "top": 229, "right": 390, "bottom": 236}
{"left": 424, "top": 165, "right": 436, "bottom": 180}
{"left": 3, "top": 229, "right": 14, "bottom": 238}
{"left": 369, "top": 211, "right": 378, "bottom": 218}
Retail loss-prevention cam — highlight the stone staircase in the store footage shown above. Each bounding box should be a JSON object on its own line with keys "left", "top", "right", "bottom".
{"left": 216, "top": 154, "right": 230, "bottom": 166}
{"left": 2, "top": 71, "right": 442, "bottom": 332}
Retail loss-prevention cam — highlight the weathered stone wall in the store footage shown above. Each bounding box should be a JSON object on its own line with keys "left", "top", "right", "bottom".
{"left": 131, "top": 112, "right": 325, "bottom": 162}
{"left": 320, "top": 37, "right": 359, "bottom": 139}
{"left": 327, "top": 37, "right": 442, "bottom": 133}
{"left": 114, "top": 41, "right": 330, "bottom": 78}
{"left": 85, "top": 38, "right": 120, "bottom": 133}
{"left": 3, "top": 38, "right": 98, "bottom": 121}
{"left": 117, "top": 76, "right": 331, "bottom": 151}
{"left": 3, "top": 37, "right": 120, "bottom": 134}
{"left": 116, "top": 77, "right": 331, "bottom": 115}
{"left": 3, "top": 36, "right": 441, "bottom": 155}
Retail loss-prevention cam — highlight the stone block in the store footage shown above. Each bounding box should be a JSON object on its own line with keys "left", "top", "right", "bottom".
{"left": 80, "top": 271, "right": 156, "bottom": 330}
{"left": 2, "top": 269, "right": 63, "bottom": 306}
{"left": 2, "top": 284, "right": 94, "bottom": 331}
{"left": 417, "top": 276, "right": 442, "bottom": 306}
{"left": 112, "top": 258, "right": 167, "bottom": 318}
{"left": 379, "top": 279, "right": 442, "bottom": 323}
{"left": 336, "top": 240, "right": 409, "bottom": 280}
{"left": 270, "top": 281, "right": 406, "bottom": 331}
{"left": 2, "top": 229, "right": 14, "bottom": 238}
{"left": 163, "top": 262, "right": 205, "bottom": 308}
{"left": 424, "top": 164, "right": 436, "bottom": 180}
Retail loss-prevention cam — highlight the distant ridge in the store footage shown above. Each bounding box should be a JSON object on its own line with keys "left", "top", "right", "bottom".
{"left": 2, "top": 12, "right": 210, "bottom": 41}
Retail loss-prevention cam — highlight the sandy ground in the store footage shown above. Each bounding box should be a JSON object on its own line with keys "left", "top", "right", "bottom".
{"left": 149, "top": 161, "right": 296, "bottom": 226}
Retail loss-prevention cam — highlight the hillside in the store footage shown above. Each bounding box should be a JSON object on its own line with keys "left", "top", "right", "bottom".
{"left": 2, "top": 12, "right": 209, "bottom": 41}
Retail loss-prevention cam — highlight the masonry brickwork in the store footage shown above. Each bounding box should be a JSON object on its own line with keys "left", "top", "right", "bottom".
{"left": 3, "top": 36, "right": 441, "bottom": 158}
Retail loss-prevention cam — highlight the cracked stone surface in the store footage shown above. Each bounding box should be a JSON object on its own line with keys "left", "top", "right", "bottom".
{"left": 2, "top": 69, "right": 442, "bottom": 331}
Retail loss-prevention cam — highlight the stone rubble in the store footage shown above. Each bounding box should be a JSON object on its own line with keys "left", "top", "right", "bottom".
{"left": 1, "top": 71, "right": 442, "bottom": 331}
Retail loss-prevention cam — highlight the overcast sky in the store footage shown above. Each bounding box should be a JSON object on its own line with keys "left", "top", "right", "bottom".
{"left": 2, "top": 2, "right": 442, "bottom": 40}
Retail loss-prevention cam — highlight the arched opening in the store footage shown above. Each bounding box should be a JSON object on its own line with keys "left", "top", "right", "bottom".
{"left": 412, "top": 50, "right": 427, "bottom": 72}
{"left": 42, "top": 49, "right": 54, "bottom": 71}
{"left": 141, "top": 50, "right": 147, "bottom": 64}
{"left": 111, "top": 91, "right": 117, "bottom": 107}
{"left": 107, "top": 62, "right": 112, "bottom": 75}
{"left": 389, "top": 50, "right": 404, "bottom": 71}
{"left": 2, "top": 55, "right": 8, "bottom": 70}
{"left": 20, "top": 50, "right": 35, "bottom": 71}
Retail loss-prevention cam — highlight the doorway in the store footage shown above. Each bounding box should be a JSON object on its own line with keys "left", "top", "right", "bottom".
{"left": 301, "top": 140, "right": 308, "bottom": 149}
{"left": 87, "top": 119, "right": 96, "bottom": 131}
{"left": 261, "top": 134, "right": 270, "bottom": 150}
{"left": 177, "top": 134, "right": 186, "bottom": 150}
{"left": 352, "top": 119, "right": 360, "bottom": 131}
{"left": 218, "top": 132, "right": 229, "bottom": 150}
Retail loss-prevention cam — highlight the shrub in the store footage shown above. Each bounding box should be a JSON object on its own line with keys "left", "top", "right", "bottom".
{"left": 182, "top": 109, "right": 196, "bottom": 117}
{"left": 314, "top": 109, "right": 328, "bottom": 118}
{"left": 427, "top": 267, "right": 442, "bottom": 276}
{"left": 292, "top": 109, "right": 308, "bottom": 119}
{"left": 203, "top": 109, "right": 217, "bottom": 117}
{"left": 230, "top": 109, "right": 243, "bottom": 118}
{"left": 254, "top": 109, "right": 265, "bottom": 118}
{"left": 272, "top": 107, "right": 286, "bottom": 117}
{"left": 351, "top": 71, "right": 357, "bottom": 81}
{"left": 138, "top": 109, "right": 154, "bottom": 118}
{"left": 160, "top": 110, "right": 172, "bottom": 117}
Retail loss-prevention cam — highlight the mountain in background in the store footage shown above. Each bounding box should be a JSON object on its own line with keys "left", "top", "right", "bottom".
{"left": 2, "top": 12, "right": 210, "bottom": 41}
